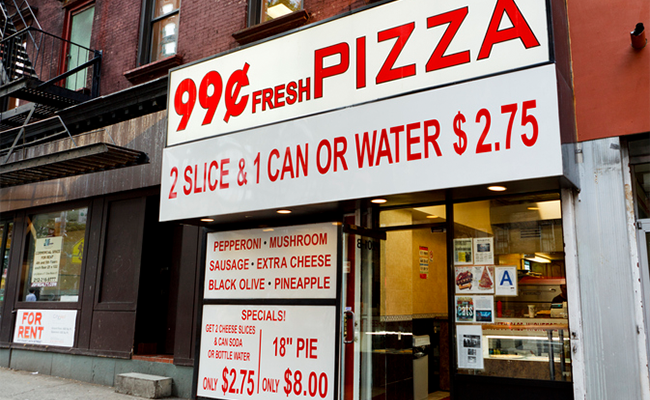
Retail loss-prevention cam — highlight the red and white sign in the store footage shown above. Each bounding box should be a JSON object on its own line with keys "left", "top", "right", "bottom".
{"left": 13, "top": 309, "right": 77, "bottom": 347}
{"left": 160, "top": 65, "right": 562, "bottom": 221}
{"left": 197, "top": 305, "right": 336, "bottom": 400}
{"left": 167, "top": 0, "right": 550, "bottom": 146}
{"left": 205, "top": 223, "right": 338, "bottom": 299}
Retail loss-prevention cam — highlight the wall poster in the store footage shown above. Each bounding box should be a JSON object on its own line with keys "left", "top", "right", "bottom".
{"left": 31, "top": 237, "right": 63, "bottom": 287}
{"left": 473, "top": 237, "right": 494, "bottom": 265}
{"left": 457, "top": 325, "right": 484, "bottom": 369}
{"left": 455, "top": 266, "right": 495, "bottom": 294}
{"left": 454, "top": 239, "right": 473, "bottom": 265}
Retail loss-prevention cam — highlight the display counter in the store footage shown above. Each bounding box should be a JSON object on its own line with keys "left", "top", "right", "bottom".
{"left": 477, "top": 318, "right": 571, "bottom": 381}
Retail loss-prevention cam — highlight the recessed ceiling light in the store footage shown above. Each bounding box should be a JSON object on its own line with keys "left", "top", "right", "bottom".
{"left": 262, "top": 228, "right": 274, "bottom": 232}
{"left": 371, "top": 198, "right": 387, "bottom": 204}
{"left": 527, "top": 207, "right": 540, "bottom": 210}
{"left": 200, "top": 218, "right": 214, "bottom": 222}
{"left": 487, "top": 186, "right": 507, "bottom": 192}
{"left": 277, "top": 209, "right": 292, "bottom": 214}
{"left": 426, "top": 215, "right": 439, "bottom": 219}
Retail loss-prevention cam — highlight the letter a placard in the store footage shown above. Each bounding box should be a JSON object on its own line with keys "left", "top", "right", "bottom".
{"left": 495, "top": 266, "right": 518, "bottom": 296}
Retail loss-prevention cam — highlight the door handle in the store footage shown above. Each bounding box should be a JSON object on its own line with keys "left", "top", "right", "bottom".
{"left": 344, "top": 310, "right": 355, "bottom": 344}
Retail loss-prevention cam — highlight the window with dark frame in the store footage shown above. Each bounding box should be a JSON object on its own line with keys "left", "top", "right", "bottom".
{"left": 248, "top": 0, "right": 303, "bottom": 26}
{"left": 139, "top": 0, "right": 180, "bottom": 65}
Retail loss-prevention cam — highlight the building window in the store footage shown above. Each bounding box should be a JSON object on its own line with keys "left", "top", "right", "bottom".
{"left": 249, "top": 0, "right": 303, "bottom": 26}
{"left": 65, "top": 4, "right": 95, "bottom": 91}
{"left": 140, "top": 0, "right": 180, "bottom": 65}
{"left": 20, "top": 208, "right": 88, "bottom": 303}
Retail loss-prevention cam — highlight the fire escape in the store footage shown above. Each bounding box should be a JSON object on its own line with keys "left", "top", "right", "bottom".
{"left": 0, "top": 0, "right": 148, "bottom": 188}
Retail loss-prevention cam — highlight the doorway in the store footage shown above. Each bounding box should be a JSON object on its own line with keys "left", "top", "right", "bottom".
{"left": 341, "top": 205, "right": 450, "bottom": 400}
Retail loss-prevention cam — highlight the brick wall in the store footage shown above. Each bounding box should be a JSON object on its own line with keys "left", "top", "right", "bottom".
{"left": 28, "top": 0, "right": 379, "bottom": 97}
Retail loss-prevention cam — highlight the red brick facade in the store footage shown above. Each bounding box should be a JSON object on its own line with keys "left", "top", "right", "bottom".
{"left": 31, "top": 0, "right": 378, "bottom": 97}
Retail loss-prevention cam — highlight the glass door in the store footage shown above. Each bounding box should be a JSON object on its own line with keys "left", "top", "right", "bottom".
{"left": 341, "top": 205, "right": 450, "bottom": 400}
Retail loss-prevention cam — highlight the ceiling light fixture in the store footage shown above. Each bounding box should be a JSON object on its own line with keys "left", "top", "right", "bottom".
{"left": 200, "top": 218, "right": 214, "bottom": 222}
{"left": 488, "top": 185, "right": 507, "bottom": 192}
{"left": 371, "top": 198, "right": 387, "bottom": 204}
{"left": 277, "top": 209, "right": 292, "bottom": 214}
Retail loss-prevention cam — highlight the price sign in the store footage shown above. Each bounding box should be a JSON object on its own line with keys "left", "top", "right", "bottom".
{"left": 197, "top": 305, "right": 336, "bottom": 400}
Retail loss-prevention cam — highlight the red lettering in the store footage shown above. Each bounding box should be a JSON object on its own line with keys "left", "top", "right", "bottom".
{"left": 478, "top": 0, "right": 540, "bottom": 60}
{"left": 333, "top": 137, "right": 348, "bottom": 172}
{"left": 316, "top": 139, "right": 332, "bottom": 174}
{"left": 262, "top": 88, "right": 274, "bottom": 111}
{"left": 355, "top": 131, "right": 377, "bottom": 168}
{"left": 376, "top": 128, "right": 393, "bottom": 165}
{"left": 406, "top": 123, "right": 421, "bottom": 161}
{"left": 252, "top": 90, "right": 262, "bottom": 113}
{"left": 356, "top": 36, "right": 366, "bottom": 89}
{"left": 314, "top": 43, "right": 349, "bottom": 98}
{"left": 281, "top": 147, "right": 294, "bottom": 180}
{"left": 424, "top": 119, "right": 442, "bottom": 157}
{"left": 208, "top": 161, "right": 219, "bottom": 191}
{"left": 376, "top": 22, "right": 416, "bottom": 84}
{"left": 298, "top": 78, "right": 310, "bottom": 102}
{"left": 389, "top": 125, "right": 403, "bottom": 163}
{"left": 274, "top": 84, "right": 286, "bottom": 108}
{"left": 426, "top": 7, "right": 470, "bottom": 72}
{"left": 268, "top": 149, "right": 280, "bottom": 182}
{"left": 183, "top": 165, "right": 192, "bottom": 195}
{"left": 220, "top": 158, "right": 230, "bottom": 189}
{"left": 286, "top": 81, "right": 298, "bottom": 105}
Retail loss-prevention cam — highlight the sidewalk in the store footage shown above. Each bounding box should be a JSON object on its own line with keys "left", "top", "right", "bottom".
{"left": 0, "top": 367, "right": 189, "bottom": 400}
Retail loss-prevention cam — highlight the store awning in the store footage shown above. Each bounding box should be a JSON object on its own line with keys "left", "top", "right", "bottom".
{"left": 0, "top": 142, "right": 149, "bottom": 188}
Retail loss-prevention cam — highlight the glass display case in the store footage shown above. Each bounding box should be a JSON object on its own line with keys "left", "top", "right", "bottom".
{"left": 481, "top": 318, "right": 571, "bottom": 381}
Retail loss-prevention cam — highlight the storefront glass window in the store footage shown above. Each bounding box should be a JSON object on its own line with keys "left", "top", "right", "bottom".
{"left": 261, "top": 0, "right": 302, "bottom": 23}
{"left": 20, "top": 208, "right": 88, "bottom": 302}
{"left": 0, "top": 222, "right": 13, "bottom": 320}
{"left": 633, "top": 162, "right": 650, "bottom": 219}
{"left": 453, "top": 193, "right": 572, "bottom": 381}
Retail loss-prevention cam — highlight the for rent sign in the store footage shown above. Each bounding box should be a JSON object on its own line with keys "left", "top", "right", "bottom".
{"left": 166, "top": 0, "right": 550, "bottom": 146}
{"left": 13, "top": 309, "right": 77, "bottom": 347}
{"left": 160, "top": 65, "right": 562, "bottom": 221}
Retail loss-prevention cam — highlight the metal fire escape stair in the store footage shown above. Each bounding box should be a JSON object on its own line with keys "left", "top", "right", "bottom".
{"left": 0, "top": 0, "right": 149, "bottom": 188}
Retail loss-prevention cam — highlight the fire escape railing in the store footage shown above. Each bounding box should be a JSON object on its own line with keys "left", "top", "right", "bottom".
{"left": 0, "top": 26, "right": 102, "bottom": 97}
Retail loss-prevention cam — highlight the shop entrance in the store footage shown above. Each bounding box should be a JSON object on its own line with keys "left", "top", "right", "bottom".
{"left": 341, "top": 205, "right": 450, "bottom": 400}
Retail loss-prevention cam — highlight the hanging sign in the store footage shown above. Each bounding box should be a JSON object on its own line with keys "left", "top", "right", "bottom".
{"left": 204, "top": 223, "right": 338, "bottom": 300}
{"left": 197, "top": 304, "right": 337, "bottom": 400}
{"left": 31, "top": 237, "right": 63, "bottom": 287}
{"left": 166, "top": 0, "right": 550, "bottom": 146}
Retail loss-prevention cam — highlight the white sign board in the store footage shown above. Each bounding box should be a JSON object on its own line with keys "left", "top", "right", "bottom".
{"left": 495, "top": 266, "right": 518, "bottom": 296}
{"left": 197, "top": 305, "right": 336, "bottom": 400}
{"left": 205, "top": 223, "right": 338, "bottom": 299}
{"left": 160, "top": 65, "right": 562, "bottom": 221}
{"left": 31, "top": 237, "right": 63, "bottom": 287}
{"left": 167, "top": 0, "right": 550, "bottom": 146}
{"left": 13, "top": 309, "right": 77, "bottom": 347}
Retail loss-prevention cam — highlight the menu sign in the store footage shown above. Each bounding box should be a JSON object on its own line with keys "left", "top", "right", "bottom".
{"left": 198, "top": 305, "right": 336, "bottom": 400}
{"left": 205, "top": 223, "right": 338, "bottom": 299}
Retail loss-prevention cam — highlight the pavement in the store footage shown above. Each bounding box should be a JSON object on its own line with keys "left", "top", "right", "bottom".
{"left": 0, "top": 367, "right": 189, "bottom": 400}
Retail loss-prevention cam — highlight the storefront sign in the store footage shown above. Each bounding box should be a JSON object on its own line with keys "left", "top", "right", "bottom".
{"left": 167, "top": 0, "right": 550, "bottom": 146}
{"left": 13, "top": 309, "right": 77, "bottom": 347}
{"left": 160, "top": 65, "right": 562, "bottom": 221}
{"left": 31, "top": 237, "right": 63, "bottom": 287}
{"left": 205, "top": 223, "right": 338, "bottom": 299}
{"left": 197, "top": 305, "right": 336, "bottom": 400}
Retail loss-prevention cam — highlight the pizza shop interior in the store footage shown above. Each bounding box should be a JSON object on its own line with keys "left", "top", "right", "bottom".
{"left": 340, "top": 189, "right": 572, "bottom": 400}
